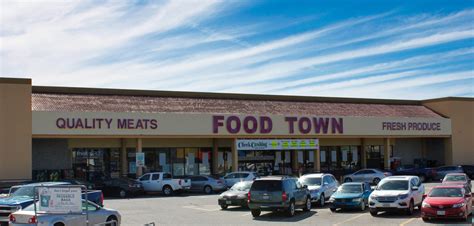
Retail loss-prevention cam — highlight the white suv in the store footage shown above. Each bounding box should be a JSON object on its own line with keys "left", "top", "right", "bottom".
{"left": 369, "top": 176, "right": 425, "bottom": 216}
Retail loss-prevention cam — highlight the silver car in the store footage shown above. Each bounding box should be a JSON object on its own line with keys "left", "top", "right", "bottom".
{"left": 299, "top": 173, "right": 339, "bottom": 207}
{"left": 186, "top": 175, "right": 227, "bottom": 194}
{"left": 343, "top": 169, "right": 391, "bottom": 185}
{"left": 9, "top": 201, "right": 121, "bottom": 226}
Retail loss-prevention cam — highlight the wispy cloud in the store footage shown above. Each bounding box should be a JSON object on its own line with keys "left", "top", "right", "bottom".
{"left": 1, "top": 1, "right": 473, "bottom": 99}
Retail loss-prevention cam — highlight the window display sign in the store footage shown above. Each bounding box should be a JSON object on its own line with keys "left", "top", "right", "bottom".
{"left": 136, "top": 153, "right": 145, "bottom": 167}
{"left": 237, "top": 139, "right": 319, "bottom": 151}
{"left": 37, "top": 187, "right": 82, "bottom": 214}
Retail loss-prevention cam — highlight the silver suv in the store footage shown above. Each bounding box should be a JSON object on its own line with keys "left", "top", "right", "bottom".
{"left": 299, "top": 173, "right": 339, "bottom": 206}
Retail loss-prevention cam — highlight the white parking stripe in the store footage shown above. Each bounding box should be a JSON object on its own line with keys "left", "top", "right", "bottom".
{"left": 332, "top": 213, "right": 365, "bottom": 226}
{"left": 182, "top": 205, "right": 220, "bottom": 212}
{"left": 399, "top": 217, "right": 417, "bottom": 226}
{"left": 241, "top": 213, "right": 251, "bottom": 216}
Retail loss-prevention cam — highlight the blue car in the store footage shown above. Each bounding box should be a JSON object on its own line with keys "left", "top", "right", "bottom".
{"left": 329, "top": 182, "right": 372, "bottom": 212}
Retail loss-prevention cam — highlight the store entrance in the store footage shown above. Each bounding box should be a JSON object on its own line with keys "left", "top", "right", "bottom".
{"left": 72, "top": 148, "right": 120, "bottom": 181}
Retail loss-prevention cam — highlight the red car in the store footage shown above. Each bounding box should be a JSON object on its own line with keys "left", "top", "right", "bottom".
{"left": 421, "top": 185, "right": 472, "bottom": 222}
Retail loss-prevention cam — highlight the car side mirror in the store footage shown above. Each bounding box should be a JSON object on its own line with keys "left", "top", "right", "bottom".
{"left": 465, "top": 194, "right": 472, "bottom": 198}
{"left": 412, "top": 186, "right": 419, "bottom": 191}
{"left": 422, "top": 194, "right": 427, "bottom": 199}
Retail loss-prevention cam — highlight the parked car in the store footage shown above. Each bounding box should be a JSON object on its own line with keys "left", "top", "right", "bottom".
{"left": 181, "top": 175, "right": 226, "bottom": 194}
{"left": 421, "top": 185, "right": 472, "bottom": 222}
{"left": 393, "top": 165, "right": 437, "bottom": 182}
{"left": 222, "top": 172, "right": 259, "bottom": 188}
{"left": 343, "top": 169, "right": 391, "bottom": 185}
{"left": 329, "top": 182, "right": 372, "bottom": 211}
{"left": 248, "top": 176, "right": 311, "bottom": 217}
{"left": 9, "top": 200, "right": 121, "bottom": 226}
{"left": 98, "top": 177, "right": 144, "bottom": 198}
{"left": 369, "top": 176, "right": 425, "bottom": 216}
{"left": 59, "top": 179, "right": 96, "bottom": 190}
{"left": 0, "top": 182, "right": 103, "bottom": 225}
{"left": 435, "top": 165, "right": 463, "bottom": 180}
{"left": 218, "top": 181, "right": 253, "bottom": 209}
{"left": 137, "top": 172, "right": 191, "bottom": 196}
{"left": 442, "top": 173, "right": 472, "bottom": 190}
{"left": 299, "top": 173, "right": 339, "bottom": 206}
{"left": 460, "top": 165, "right": 474, "bottom": 179}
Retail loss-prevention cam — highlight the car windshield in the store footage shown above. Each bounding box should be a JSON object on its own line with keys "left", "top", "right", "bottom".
{"left": 429, "top": 188, "right": 463, "bottom": 197}
{"left": 398, "top": 165, "right": 415, "bottom": 170}
{"left": 251, "top": 180, "right": 282, "bottom": 192}
{"left": 230, "top": 182, "right": 252, "bottom": 191}
{"left": 338, "top": 184, "right": 362, "bottom": 193}
{"left": 377, "top": 180, "right": 409, "bottom": 191}
{"left": 444, "top": 175, "right": 466, "bottom": 182}
{"left": 300, "top": 177, "right": 321, "bottom": 186}
{"left": 10, "top": 186, "right": 35, "bottom": 198}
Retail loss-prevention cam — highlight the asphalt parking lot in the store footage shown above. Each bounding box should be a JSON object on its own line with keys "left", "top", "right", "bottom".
{"left": 104, "top": 182, "right": 473, "bottom": 226}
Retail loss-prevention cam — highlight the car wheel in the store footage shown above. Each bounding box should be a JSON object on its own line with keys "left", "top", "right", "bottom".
{"left": 369, "top": 208, "right": 378, "bottom": 216}
{"left": 330, "top": 208, "right": 337, "bottom": 212}
{"left": 303, "top": 197, "right": 311, "bottom": 211}
{"left": 54, "top": 223, "right": 65, "bottom": 226}
{"left": 373, "top": 178, "right": 381, "bottom": 185}
{"left": 344, "top": 178, "right": 352, "bottom": 182}
{"left": 319, "top": 194, "right": 325, "bottom": 207}
{"left": 287, "top": 201, "right": 296, "bottom": 217}
{"left": 406, "top": 200, "right": 414, "bottom": 215}
{"left": 251, "top": 209, "right": 261, "bottom": 217}
{"left": 422, "top": 217, "right": 429, "bottom": 222}
{"left": 203, "top": 185, "right": 213, "bottom": 194}
{"left": 106, "top": 216, "right": 118, "bottom": 226}
{"left": 119, "top": 189, "right": 127, "bottom": 198}
{"left": 162, "top": 185, "right": 173, "bottom": 196}
{"left": 360, "top": 200, "right": 366, "bottom": 211}
{"left": 220, "top": 204, "right": 228, "bottom": 210}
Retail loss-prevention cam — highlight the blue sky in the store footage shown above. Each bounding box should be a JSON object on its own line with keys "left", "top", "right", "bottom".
{"left": 1, "top": 0, "right": 473, "bottom": 99}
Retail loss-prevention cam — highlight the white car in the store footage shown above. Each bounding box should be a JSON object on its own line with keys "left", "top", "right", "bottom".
{"left": 222, "top": 172, "right": 259, "bottom": 187}
{"left": 138, "top": 172, "right": 191, "bottom": 196}
{"left": 343, "top": 169, "right": 391, "bottom": 185}
{"left": 369, "top": 176, "right": 425, "bottom": 216}
{"left": 9, "top": 201, "right": 120, "bottom": 226}
{"left": 299, "top": 173, "right": 339, "bottom": 206}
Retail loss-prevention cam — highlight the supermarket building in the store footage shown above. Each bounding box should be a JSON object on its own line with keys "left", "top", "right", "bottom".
{"left": 0, "top": 77, "right": 473, "bottom": 182}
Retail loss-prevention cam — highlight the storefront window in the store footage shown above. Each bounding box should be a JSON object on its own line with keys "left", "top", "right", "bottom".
{"left": 172, "top": 148, "right": 185, "bottom": 176}
{"left": 199, "top": 148, "right": 211, "bottom": 175}
{"left": 217, "top": 148, "right": 232, "bottom": 175}
{"left": 185, "top": 148, "right": 199, "bottom": 175}
{"left": 72, "top": 148, "right": 120, "bottom": 181}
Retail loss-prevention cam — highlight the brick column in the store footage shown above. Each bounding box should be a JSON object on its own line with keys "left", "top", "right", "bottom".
{"left": 120, "top": 138, "right": 128, "bottom": 177}
{"left": 314, "top": 148, "right": 321, "bottom": 173}
{"left": 212, "top": 139, "right": 219, "bottom": 175}
{"left": 383, "top": 138, "right": 391, "bottom": 170}
{"left": 231, "top": 138, "right": 238, "bottom": 172}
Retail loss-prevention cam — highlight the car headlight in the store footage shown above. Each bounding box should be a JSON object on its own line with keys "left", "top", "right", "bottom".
{"left": 398, "top": 194, "right": 409, "bottom": 200}
{"left": 453, "top": 203, "right": 465, "bottom": 208}
{"left": 421, "top": 202, "right": 431, "bottom": 208}
{"left": 369, "top": 194, "right": 377, "bottom": 200}
{"left": 352, "top": 198, "right": 362, "bottom": 202}
{"left": 329, "top": 197, "right": 335, "bottom": 202}
{"left": 14, "top": 205, "right": 22, "bottom": 211}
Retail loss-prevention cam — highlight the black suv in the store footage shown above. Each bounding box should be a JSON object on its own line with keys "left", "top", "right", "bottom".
{"left": 248, "top": 176, "right": 311, "bottom": 217}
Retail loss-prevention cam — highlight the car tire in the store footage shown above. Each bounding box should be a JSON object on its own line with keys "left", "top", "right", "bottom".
{"left": 220, "top": 204, "right": 228, "bottom": 210}
{"left": 422, "top": 217, "right": 429, "bottom": 222}
{"left": 373, "top": 178, "right": 381, "bottom": 185}
{"left": 303, "top": 197, "right": 311, "bottom": 211}
{"left": 251, "top": 209, "right": 261, "bottom": 217}
{"left": 319, "top": 194, "right": 325, "bottom": 207}
{"left": 162, "top": 185, "right": 173, "bottom": 196}
{"left": 287, "top": 200, "right": 296, "bottom": 217}
{"left": 203, "top": 185, "right": 213, "bottom": 194}
{"left": 406, "top": 200, "right": 414, "bottom": 215}
{"left": 54, "top": 223, "right": 65, "bottom": 226}
{"left": 119, "top": 189, "right": 127, "bottom": 198}
{"left": 106, "top": 216, "right": 118, "bottom": 226}
{"left": 344, "top": 178, "right": 352, "bottom": 182}
{"left": 360, "top": 200, "right": 366, "bottom": 211}
{"left": 369, "top": 208, "right": 378, "bottom": 216}
{"left": 330, "top": 208, "right": 337, "bottom": 212}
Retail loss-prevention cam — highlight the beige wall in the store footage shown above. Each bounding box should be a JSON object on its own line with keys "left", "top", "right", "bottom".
{"left": 0, "top": 78, "right": 32, "bottom": 180}
{"left": 423, "top": 98, "right": 474, "bottom": 165}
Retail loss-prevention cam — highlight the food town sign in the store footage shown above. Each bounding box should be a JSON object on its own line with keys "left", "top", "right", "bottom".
{"left": 32, "top": 112, "right": 452, "bottom": 136}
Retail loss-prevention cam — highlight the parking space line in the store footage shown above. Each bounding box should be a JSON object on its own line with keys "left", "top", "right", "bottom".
{"left": 182, "top": 206, "right": 220, "bottom": 212}
{"left": 332, "top": 213, "right": 365, "bottom": 226}
{"left": 241, "top": 212, "right": 251, "bottom": 216}
{"left": 399, "top": 217, "right": 417, "bottom": 226}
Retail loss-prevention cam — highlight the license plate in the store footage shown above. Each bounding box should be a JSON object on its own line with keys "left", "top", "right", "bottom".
{"left": 226, "top": 201, "right": 232, "bottom": 204}
{"left": 262, "top": 195, "right": 270, "bottom": 200}
{"left": 437, "top": 211, "right": 445, "bottom": 215}
{"left": 382, "top": 203, "right": 390, "bottom": 207}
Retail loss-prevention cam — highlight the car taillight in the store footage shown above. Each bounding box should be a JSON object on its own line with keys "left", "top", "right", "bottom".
{"left": 247, "top": 192, "right": 251, "bottom": 202}
{"left": 28, "top": 216, "right": 37, "bottom": 223}
{"left": 100, "top": 192, "right": 104, "bottom": 206}
{"left": 282, "top": 192, "right": 288, "bottom": 202}
{"left": 9, "top": 214, "right": 16, "bottom": 223}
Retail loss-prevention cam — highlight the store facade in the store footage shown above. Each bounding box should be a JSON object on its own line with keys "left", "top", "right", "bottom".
{"left": 1, "top": 78, "right": 473, "bottom": 182}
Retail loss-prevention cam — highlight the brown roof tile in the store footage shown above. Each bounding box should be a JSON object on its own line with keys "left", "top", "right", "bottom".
{"left": 31, "top": 93, "right": 442, "bottom": 118}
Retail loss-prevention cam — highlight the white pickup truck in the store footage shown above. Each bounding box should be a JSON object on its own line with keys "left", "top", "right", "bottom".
{"left": 137, "top": 172, "right": 191, "bottom": 196}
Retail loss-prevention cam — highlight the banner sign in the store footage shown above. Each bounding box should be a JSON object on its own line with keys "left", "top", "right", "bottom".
{"left": 136, "top": 152, "right": 145, "bottom": 167}
{"left": 237, "top": 139, "right": 319, "bottom": 151}
{"left": 37, "top": 187, "right": 82, "bottom": 213}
